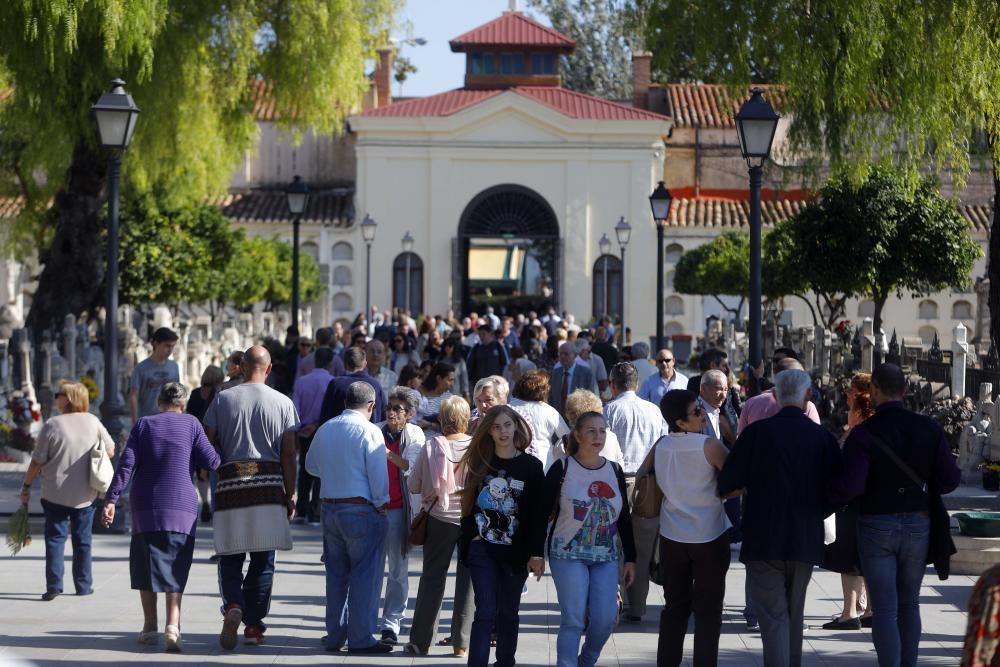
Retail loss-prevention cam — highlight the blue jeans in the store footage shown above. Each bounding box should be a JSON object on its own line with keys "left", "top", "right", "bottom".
{"left": 322, "top": 502, "right": 388, "bottom": 650}
{"left": 549, "top": 557, "right": 619, "bottom": 667}
{"left": 41, "top": 499, "right": 95, "bottom": 594}
{"left": 217, "top": 550, "right": 275, "bottom": 628}
{"left": 380, "top": 508, "right": 409, "bottom": 634}
{"left": 857, "top": 514, "right": 930, "bottom": 667}
{"left": 467, "top": 540, "right": 528, "bottom": 667}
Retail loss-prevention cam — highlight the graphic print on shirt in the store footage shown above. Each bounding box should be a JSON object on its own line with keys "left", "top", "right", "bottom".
{"left": 563, "top": 480, "right": 618, "bottom": 556}
{"left": 475, "top": 471, "right": 524, "bottom": 545}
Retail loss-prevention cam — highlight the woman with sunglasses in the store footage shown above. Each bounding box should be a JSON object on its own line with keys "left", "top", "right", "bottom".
{"left": 390, "top": 334, "right": 421, "bottom": 376}
{"left": 654, "top": 389, "right": 732, "bottom": 666}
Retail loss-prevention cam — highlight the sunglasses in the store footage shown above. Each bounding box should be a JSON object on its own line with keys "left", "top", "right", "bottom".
{"left": 386, "top": 404, "right": 407, "bottom": 413}
{"left": 656, "top": 358, "right": 674, "bottom": 364}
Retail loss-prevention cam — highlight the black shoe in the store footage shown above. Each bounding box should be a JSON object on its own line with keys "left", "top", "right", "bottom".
{"left": 347, "top": 642, "right": 393, "bottom": 654}
{"left": 380, "top": 629, "right": 398, "bottom": 645}
{"left": 41, "top": 591, "right": 60, "bottom": 601}
{"left": 860, "top": 615, "right": 873, "bottom": 628}
{"left": 822, "top": 617, "right": 861, "bottom": 630}
{"left": 201, "top": 503, "right": 213, "bottom": 523}
{"left": 622, "top": 615, "right": 642, "bottom": 624}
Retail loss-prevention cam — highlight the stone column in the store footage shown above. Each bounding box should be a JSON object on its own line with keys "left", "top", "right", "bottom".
{"left": 861, "top": 317, "right": 875, "bottom": 373}
{"left": 953, "top": 322, "right": 969, "bottom": 399}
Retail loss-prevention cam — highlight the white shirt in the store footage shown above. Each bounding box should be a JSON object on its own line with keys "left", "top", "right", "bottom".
{"left": 699, "top": 396, "right": 722, "bottom": 440}
{"left": 509, "top": 397, "right": 569, "bottom": 470}
{"left": 655, "top": 432, "right": 730, "bottom": 543}
{"left": 603, "top": 391, "right": 668, "bottom": 474}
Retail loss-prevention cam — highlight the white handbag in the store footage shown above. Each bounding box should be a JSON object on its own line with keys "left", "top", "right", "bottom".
{"left": 89, "top": 435, "right": 114, "bottom": 495}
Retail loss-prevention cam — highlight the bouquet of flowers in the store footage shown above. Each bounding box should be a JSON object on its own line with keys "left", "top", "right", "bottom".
{"left": 980, "top": 461, "right": 1000, "bottom": 473}
{"left": 6, "top": 505, "right": 31, "bottom": 555}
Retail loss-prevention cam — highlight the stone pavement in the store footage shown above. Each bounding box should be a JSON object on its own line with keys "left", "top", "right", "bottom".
{"left": 0, "top": 521, "right": 973, "bottom": 666}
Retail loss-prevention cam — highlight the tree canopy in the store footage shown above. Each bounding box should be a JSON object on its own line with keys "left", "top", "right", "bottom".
{"left": 0, "top": 0, "right": 397, "bottom": 331}
{"left": 673, "top": 231, "right": 750, "bottom": 319}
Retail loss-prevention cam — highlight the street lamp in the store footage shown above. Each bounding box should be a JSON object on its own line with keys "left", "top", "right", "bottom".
{"left": 614, "top": 217, "right": 632, "bottom": 348}
{"left": 735, "top": 87, "right": 779, "bottom": 386}
{"left": 285, "top": 175, "right": 309, "bottom": 332}
{"left": 649, "top": 181, "right": 674, "bottom": 352}
{"left": 401, "top": 231, "right": 414, "bottom": 313}
{"left": 361, "top": 214, "right": 378, "bottom": 331}
{"left": 91, "top": 78, "right": 140, "bottom": 440}
{"left": 598, "top": 233, "right": 611, "bottom": 318}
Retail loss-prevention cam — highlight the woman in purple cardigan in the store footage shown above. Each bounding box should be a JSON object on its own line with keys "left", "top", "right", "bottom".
{"left": 103, "top": 382, "right": 220, "bottom": 652}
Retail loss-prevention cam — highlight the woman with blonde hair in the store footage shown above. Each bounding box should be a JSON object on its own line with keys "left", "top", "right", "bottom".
{"left": 823, "top": 371, "right": 876, "bottom": 630}
{"left": 18, "top": 381, "right": 115, "bottom": 601}
{"left": 558, "top": 389, "right": 624, "bottom": 466}
{"left": 405, "top": 394, "right": 475, "bottom": 657}
{"left": 459, "top": 405, "right": 546, "bottom": 667}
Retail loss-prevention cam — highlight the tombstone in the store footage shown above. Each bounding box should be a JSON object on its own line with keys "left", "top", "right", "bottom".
{"left": 953, "top": 323, "right": 969, "bottom": 399}
{"left": 959, "top": 394, "right": 991, "bottom": 482}
{"left": 861, "top": 317, "right": 875, "bottom": 373}
{"left": 975, "top": 276, "right": 991, "bottom": 349}
{"left": 174, "top": 321, "right": 189, "bottom": 386}
{"left": 886, "top": 329, "right": 901, "bottom": 366}
{"left": 151, "top": 305, "right": 173, "bottom": 332}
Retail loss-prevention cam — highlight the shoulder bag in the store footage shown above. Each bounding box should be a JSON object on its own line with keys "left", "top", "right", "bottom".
{"left": 868, "top": 433, "right": 955, "bottom": 580}
{"left": 630, "top": 438, "right": 664, "bottom": 520}
{"left": 89, "top": 434, "right": 114, "bottom": 496}
{"left": 408, "top": 496, "right": 437, "bottom": 546}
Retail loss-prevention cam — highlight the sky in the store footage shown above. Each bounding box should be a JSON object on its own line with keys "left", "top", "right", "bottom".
{"left": 394, "top": 0, "right": 551, "bottom": 97}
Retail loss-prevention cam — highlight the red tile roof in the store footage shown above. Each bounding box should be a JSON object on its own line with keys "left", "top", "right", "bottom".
{"left": 360, "top": 87, "right": 669, "bottom": 121}
{"left": 0, "top": 196, "right": 25, "bottom": 219}
{"left": 667, "top": 83, "right": 786, "bottom": 129}
{"left": 249, "top": 79, "right": 279, "bottom": 122}
{"left": 450, "top": 11, "right": 575, "bottom": 51}
{"left": 964, "top": 204, "right": 994, "bottom": 233}
{"left": 205, "top": 189, "right": 355, "bottom": 228}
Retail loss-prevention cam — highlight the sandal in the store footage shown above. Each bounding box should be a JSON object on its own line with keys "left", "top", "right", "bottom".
{"left": 138, "top": 629, "right": 159, "bottom": 645}
{"left": 164, "top": 625, "right": 182, "bottom": 652}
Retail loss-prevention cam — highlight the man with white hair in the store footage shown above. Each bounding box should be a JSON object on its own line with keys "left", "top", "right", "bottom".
{"left": 698, "top": 369, "right": 734, "bottom": 443}
{"left": 718, "top": 369, "right": 841, "bottom": 667}
{"left": 574, "top": 338, "right": 608, "bottom": 394}
{"left": 548, "top": 341, "right": 597, "bottom": 414}
{"left": 629, "top": 341, "right": 656, "bottom": 388}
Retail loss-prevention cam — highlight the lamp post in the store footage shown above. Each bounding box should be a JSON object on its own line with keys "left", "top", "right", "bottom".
{"left": 598, "top": 233, "right": 611, "bottom": 318}
{"left": 91, "top": 78, "right": 140, "bottom": 440}
{"left": 649, "top": 181, "right": 674, "bottom": 352}
{"left": 401, "top": 231, "right": 414, "bottom": 313}
{"left": 614, "top": 217, "right": 632, "bottom": 348}
{"left": 285, "top": 175, "right": 309, "bottom": 332}
{"left": 735, "top": 87, "right": 779, "bottom": 380}
{"left": 361, "top": 214, "right": 378, "bottom": 332}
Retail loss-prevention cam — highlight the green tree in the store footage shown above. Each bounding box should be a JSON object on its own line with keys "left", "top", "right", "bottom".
{"left": 640, "top": 0, "right": 1000, "bottom": 337}
{"left": 0, "top": 0, "right": 397, "bottom": 331}
{"left": 673, "top": 231, "right": 749, "bottom": 320}
{"left": 220, "top": 236, "right": 275, "bottom": 310}
{"left": 262, "top": 237, "right": 323, "bottom": 310}
{"left": 528, "top": 0, "right": 637, "bottom": 99}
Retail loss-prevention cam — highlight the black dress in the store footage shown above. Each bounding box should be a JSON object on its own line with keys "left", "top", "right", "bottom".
{"left": 823, "top": 501, "right": 863, "bottom": 575}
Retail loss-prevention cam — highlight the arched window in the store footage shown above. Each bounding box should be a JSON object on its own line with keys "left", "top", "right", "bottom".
{"left": 393, "top": 252, "right": 424, "bottom": 314}
{"left": 857, "top": 300, "right": 875, "bottom": 318}
{"left": 665, "top": 296, "right": 685, "bottom": 316}
{"left": 665, "top": 321, "right": 685, "bottom": 337}
{"left": 332, "top": 265, "right": 352, "bottom": 287}
{"left": 592, "top": 254, "right": 622, "bottom": 318}
{"left": 918, "top": 326, "right": 938, "bottom": 346}
{"left": 332, "top": 292, "right": 352, "bottom": 313}
{"left": 301, "top": 242, "right": 319, "bottom": 263}
{"left": 918, "top": 299, "right": 939, "bottom": 319}
{"left": 665, "top": 243, "right": 684, "bottom": 263}
{"left": 953, "top": 300, "right": 973, "bottom": 320}
{"left": 331, "top": 241, "right": 353, "bottom": 260}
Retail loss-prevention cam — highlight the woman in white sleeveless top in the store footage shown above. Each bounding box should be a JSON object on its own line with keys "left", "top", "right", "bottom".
{"left": 654, "top": 389, "right": 732, "bottom": 667}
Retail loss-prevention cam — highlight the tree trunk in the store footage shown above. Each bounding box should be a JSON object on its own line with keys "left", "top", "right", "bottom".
{"left": 989, "top": 160, "right": 1000, "bottom": 351}
{"left": 25, "top": 142, "right": 107, "bottom": 334}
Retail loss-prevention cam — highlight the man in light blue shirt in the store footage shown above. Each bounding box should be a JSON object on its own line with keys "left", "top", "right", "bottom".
{"left": 306, "top": 381, "right": 392, "bottom": 655}
{"left": 637, "top": 348, "right": 688, "bottom": 406}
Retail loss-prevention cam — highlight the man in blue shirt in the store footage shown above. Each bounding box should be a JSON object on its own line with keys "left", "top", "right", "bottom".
{"left": 306, "top": 381, "right": 392, "bottom": 655}
{"left": 638, "top": 348, "right": 688, "bottom": 406}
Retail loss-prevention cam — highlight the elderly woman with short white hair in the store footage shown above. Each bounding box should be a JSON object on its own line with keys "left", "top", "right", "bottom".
{"left": 468, "top": 375, "right": 509, "bottom": 433}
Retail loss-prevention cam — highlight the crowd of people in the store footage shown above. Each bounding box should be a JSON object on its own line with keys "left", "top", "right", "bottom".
{"left": 17, "top": 307, "right": 992, "bottom": 666}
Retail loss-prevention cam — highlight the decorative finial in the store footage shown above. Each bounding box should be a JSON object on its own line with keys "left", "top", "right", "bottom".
{"left": 509, "top": 0, "right": 519, "bottom": 11}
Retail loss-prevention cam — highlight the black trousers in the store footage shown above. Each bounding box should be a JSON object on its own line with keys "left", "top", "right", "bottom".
{"left": 296, "top": 434, "right": 320, "bottom": 520}
{"left": 657, "top": 533, "right": 730, "bottom": 667}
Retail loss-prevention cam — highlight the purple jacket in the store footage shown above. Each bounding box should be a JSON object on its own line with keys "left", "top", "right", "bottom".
{"left": 106, "top": 411, "right": 220, "bottom": 535}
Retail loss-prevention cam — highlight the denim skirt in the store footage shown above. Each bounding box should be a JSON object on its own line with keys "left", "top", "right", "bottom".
{"left": 129, "top": 531, "right": 196, "bottom": 593}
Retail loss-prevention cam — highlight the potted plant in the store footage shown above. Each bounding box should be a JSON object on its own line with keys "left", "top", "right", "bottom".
{"left": 981, "top": 461, "right": 1000, "bottom": 492}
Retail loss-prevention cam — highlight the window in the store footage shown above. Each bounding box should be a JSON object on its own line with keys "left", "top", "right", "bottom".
{"left": 470, "top": 52, "right": 496, "bottom": 75}
{"left": 953, "top": 300, "right": 973, "bottom": 320}
{"left": 918, "top": 299, "right": 939, "bottom": 319}
{"left": 332, "top": 292, "right": 352, "bottom": 313}
{"left": 392, "top": 252, "right": 424, "bottom": 314}
{"left": 500, "top": 53, "right": 525, "bottom": 75}
{"left": 665, "top": 243, "right": 684, "bottom": 263}
{"left": 331, "top": 241, "right": 353, "bottom": 260}
{"left": 592, "top": 254, "right": 623, "bottom": 318}
{"left": 332, "top": 265, "right": 352, "bottom": 287}
{"left": 665, "top": 296, "right": 685, "bottom": 316}
{"left": 918, "top": 326, "right": 938, "bottom": 346}
{"left": 857, "top": 300, "right": 875, "bottom": 318}
{"left": 531, "top": 53, "right": 556, "bottom": 74}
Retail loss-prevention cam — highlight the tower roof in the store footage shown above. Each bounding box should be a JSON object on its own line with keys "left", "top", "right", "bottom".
{"left": 449, "top": 11, "right": 575, "bottom": 53}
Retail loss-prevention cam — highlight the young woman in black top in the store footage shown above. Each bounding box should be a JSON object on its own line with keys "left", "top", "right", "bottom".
{"left": 460, "top": 405, "right": 546, "bottom": 667}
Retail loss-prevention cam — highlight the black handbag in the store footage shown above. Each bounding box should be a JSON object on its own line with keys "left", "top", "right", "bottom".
{"left": 868, "top": 434, "right": 956, "bottom": 580}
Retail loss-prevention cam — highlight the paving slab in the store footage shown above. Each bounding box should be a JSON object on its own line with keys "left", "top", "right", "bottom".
{"left": 0, "top": 522, "right": 974, "bottom": 665}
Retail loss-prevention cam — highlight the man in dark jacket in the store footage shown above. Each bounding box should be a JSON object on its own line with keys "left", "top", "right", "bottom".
{"left": 467, "top": 324, "right": 508, "bottom": 387}
{"left": 718, "top": 368, "right": 841, "bottom": 667}
{"left": 319, "top": 347, "right": 386, "bottom": 425}
{"left": 831, "top": 363, "right": 960, "bottom": 667}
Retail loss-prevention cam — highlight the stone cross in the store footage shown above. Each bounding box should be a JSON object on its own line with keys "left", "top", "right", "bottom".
{"left": 861, "top": 317, "right": 875, "bottom": 372}
{"left": 952, "top": 322, "right": 969, "bottom": 399}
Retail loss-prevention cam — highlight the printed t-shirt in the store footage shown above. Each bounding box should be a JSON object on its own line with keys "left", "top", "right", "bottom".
{"left": 549, "top": 457, "right": 624, "bottom": 562}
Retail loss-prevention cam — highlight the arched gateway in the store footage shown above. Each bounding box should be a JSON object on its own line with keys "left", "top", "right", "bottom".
{"left": 458, "top": 184, "right": 559, "bottom": 316}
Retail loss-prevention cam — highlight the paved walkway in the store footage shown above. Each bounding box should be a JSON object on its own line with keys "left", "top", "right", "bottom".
{"left": 0, "top": 521, "right": 973, "bottom": 666}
